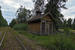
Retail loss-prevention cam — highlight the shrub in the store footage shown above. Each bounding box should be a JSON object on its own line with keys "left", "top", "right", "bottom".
{"left": 13, "top": 23, "right": 28, "bottom": 31}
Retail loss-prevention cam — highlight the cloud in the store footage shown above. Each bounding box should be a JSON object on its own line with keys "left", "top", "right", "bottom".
{"left": 0, "top": 0, "right": 75, "bottom": 24}
{"left": 61, "top": 0, "right": 75, "bottom": 19}
{"left": 0, "top": 0, "right": 34, "bottom": 24}
{"left": 61, "top": 8, "right": 75, "bottom": 19}
{"left": 2, "top": 0, "right": 20, "bottom": 9}
{"left": 3, "top": 0, "right": 14, "bottom": 4}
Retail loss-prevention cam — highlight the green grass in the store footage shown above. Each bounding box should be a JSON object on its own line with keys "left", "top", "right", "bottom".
{"left": 17, "top": 31, "right": 75, "bottom": 50}
{"left": 1, "top": 27, "right": 75, "bottom": 50}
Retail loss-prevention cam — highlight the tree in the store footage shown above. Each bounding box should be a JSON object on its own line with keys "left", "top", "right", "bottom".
{"left": 2, "top": 19, "right": 8, "bottom": 26}
{"left": 16, "top": 6, "right": 28, "bottom": 23}
{"left": 63, "top": 19, "right": 67, "bottom": 28}
{"left": 45, "top": 0, "right": 67, "bottom": 30}
{"left": 0, "top": 6, "right": 8, "bottom": 27}
{"left": 67, "top": 18, "right": 72, "bottom": 28}
{"left": 33, "top": 0, "right": 44, "bottom": 16}
{"left": 9, "top": 19, "right": 17, "bottom": 27}
{"left": 72, "top": 18, "right": 75, "bottom": 30}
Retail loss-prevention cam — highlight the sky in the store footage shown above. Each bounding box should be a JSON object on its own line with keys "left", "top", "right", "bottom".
{"left": 0, "top": 0, "right": 75, "bottom": 24}
{"left": 61, "top": 0, "right": 75, "bottom": 19}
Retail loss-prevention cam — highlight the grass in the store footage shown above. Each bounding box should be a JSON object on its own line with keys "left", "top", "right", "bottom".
{"left": 17, "top": 30, "right": 75, "bottom": 50}
{"left": 0, "top": 27, "right": 24, "bottom": 50}
{"left": 0, "top": 27, "right": 10, "bottom": 41}
{"left": 1, "top": 27, "right": 75, "bottom": 50}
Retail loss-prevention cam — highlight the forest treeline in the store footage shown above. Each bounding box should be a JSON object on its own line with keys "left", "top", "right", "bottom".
{"left": 59, "top": 18, "right": 75, "bottom": 30}
{"left": 0, "top": 7, "right": 8, "bottom": 27}
{"left": 9, "top": 0, "right": 69, "bottom": 30}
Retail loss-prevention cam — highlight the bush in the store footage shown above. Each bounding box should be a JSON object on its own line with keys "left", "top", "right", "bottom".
{"left": 13, "top": 23, "right": 28, "bottom": 31}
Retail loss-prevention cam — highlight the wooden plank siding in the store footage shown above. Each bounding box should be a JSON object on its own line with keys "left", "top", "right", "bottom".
{"left": 28, "top": 22, "right": 40, "bottom": 34}
{"left": 28, "top": 15, "right": 55, "bottom": 35}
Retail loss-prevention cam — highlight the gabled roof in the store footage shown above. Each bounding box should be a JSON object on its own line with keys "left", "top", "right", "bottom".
{"left": 27, "top": 16, "right": 42, "bottom": 22}
{"left": 27, "top": 12, "right": 55, "bottom": 22}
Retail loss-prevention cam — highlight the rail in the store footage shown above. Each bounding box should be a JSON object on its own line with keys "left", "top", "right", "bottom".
{"left": 16, "top": 36, "right": 27, "bottom": 50}
{"left": 0, "top": 32, "right": 6, "bottom": 47}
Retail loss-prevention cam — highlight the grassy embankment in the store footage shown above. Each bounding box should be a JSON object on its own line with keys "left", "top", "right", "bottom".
{"left": 12, "top": 24, "right": 75, "bottom": 49}
{"left": 17, "top": 30, "right": 75, "bottom": 50}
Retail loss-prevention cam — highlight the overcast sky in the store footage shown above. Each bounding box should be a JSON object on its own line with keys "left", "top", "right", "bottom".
{"left": 0, "top": 0, "right": 75, "bottom": 24}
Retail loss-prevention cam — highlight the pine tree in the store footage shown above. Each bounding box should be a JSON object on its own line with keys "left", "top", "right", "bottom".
{"left": 0, "top": 6, "right": 8, "bottom": 27}
{"left": 67, "top": 18, "right": 72, "bottom": 28}
{"left": 45, "top": 0, "right": 67, "bottom": 30}
{"left": 72, "top": 18, "right": 75, "bottom": 30}
{"left": 9, "top": 19, "right": 16, "bottom": 27}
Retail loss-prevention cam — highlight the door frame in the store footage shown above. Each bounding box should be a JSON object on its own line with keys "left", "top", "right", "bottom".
{"left": 40, "top": 20, "right": 46, "bottom": 35}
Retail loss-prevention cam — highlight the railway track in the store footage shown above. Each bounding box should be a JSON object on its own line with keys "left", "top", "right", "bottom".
{"left": 0, "top": 27, "right": 27, "bottom": 50}
{"left": 0, "top": 32, "right": 6, "bottom": 48}
{"left": 16, "top": 36, "right": 27, "bottom": 50}
{"left": 0, "top": 31, "right": 27, "bottom": 50}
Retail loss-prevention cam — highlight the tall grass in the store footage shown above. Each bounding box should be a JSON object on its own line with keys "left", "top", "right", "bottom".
{"left": 17, "top": 31, "right": 75, "bottom": 50}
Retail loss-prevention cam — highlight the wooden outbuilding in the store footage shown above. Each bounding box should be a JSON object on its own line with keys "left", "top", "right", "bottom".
{"left": 27, "top": 12, "right": 55, "bottom": 35}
